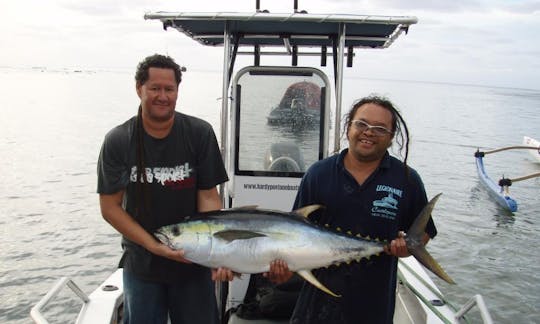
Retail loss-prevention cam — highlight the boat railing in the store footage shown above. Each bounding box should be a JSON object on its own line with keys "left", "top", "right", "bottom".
{"left": 30, "top": 277, "right": 89, "bottom": 324}
{"left": 30, "top": 269, "right": 123, "bottom": 324}
{"left": 398, "top": 260, "right": 494, "bottom": 324}
{"left": 454, "top": 295, "right": 493, "bottom": 324}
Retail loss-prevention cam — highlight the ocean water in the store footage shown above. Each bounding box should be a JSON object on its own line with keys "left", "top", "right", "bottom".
{"left": 0, "top": 67, "right": 539, "bottom": 323}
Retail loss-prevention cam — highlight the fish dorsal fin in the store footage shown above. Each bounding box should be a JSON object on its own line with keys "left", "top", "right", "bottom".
{"left": 297, "top": 269, "right": 340, "bottom": 297}
{"left": 213, "top": 230, "right": 266, "bottom": 242}
{"left": 294, "top": 204, "right": 324, "bottom": 218}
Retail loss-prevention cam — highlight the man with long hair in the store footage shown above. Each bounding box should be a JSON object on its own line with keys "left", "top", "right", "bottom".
{"left": 269, "top": 95, "right": 438, "bottom": 323}
{"left": 97, "top": 54, "right": 231, "bottom": 323}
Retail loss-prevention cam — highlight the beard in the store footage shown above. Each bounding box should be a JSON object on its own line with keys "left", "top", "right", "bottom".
{"left": 144, "top": 105, "right": 175, "bottom": 122}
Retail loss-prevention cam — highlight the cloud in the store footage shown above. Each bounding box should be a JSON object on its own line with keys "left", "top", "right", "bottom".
{"left": 327, "top": 0, "right": 540, "bottom": 14}
{"left": 1, "top": 0, "right": 539, "bottom": 89}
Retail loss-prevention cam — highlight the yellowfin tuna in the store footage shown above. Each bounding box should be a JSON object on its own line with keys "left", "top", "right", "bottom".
{"left": 155, "top": 193, "right": 453, "bottom": 297}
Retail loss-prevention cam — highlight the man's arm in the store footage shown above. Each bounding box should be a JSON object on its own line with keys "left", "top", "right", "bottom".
{"left": 99, "top": 191, "right": 189, "bottom": 263}
{"left": 197, "top": 187, "right": 223, "bottom": 212}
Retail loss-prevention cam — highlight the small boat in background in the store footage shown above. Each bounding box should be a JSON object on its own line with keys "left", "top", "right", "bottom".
{"left": 475, "top": 140, "right": 540, "bottom": 212}
{"left": 474, "top": 151, "right": 518, "bottom": 212}
{"left": 523, "top": 136, "right": 540, "bottom": 163}
{"left": 266, "top": 81, "right": 322, "bottom": 127}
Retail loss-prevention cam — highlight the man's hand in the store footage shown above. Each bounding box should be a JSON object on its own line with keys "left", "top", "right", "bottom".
{"left": 212, "top": 267, "right": 236, "bottom": 281}
{"left": 263, "top": 259, "right": 293, "bottom": 284}
{"left": 148, "top": 242, "right": 193, "bottom": 264}
{"left": 384, "top": 231, "right": 410, "bottom": 258}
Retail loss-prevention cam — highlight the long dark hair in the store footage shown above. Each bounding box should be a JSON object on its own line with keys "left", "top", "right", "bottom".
{"left": 343, "top": 95, "right": 411, "bottom": 168}
{"left": 133, "top": 54, "right": 183, "bottom": 227}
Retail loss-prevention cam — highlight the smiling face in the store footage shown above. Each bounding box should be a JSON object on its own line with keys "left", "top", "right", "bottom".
{"left": 346, "top": 102, "right": 395, "bottom": 163}
{"left": 136, "top": 67, "right": 178, "bottom": 123}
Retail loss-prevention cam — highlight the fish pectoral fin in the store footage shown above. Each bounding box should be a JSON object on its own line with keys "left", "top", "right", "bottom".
{"left": 294, "top": 205, "right": 325, "bottom": 218}
{"left": 297, "top": 270, "right": 341, "bottom": 297}
{"left": 213, "top": 230, "right": 267, "bottom": 242}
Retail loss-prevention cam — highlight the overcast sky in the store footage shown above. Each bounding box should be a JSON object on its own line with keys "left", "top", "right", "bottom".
{"left": 1, "top": 0, "right": 539, "bottom": 90}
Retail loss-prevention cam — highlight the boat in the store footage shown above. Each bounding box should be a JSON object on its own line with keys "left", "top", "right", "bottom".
{"left": 475, "top": 140, "right": 540, "bottom": 212}
{"left": 523, "top": 136, "right": 540, "bottom": 163}
{"left": 474, "top": 151, "right": 518, "bottom": 212}
{"left": 266, "top": 81, "right": 321, "bottom": 128}
{"left": 31, "top": 2, "right": 494, "bottom": 323}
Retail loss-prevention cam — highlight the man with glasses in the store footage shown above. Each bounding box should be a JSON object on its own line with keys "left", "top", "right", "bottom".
{"left": 269, "top": 95, "right": 438, "bottom": 324}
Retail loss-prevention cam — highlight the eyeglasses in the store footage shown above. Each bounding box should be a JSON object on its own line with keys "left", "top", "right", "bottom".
{"left": 350, "top": 119, "right": 393, "bottom": 136}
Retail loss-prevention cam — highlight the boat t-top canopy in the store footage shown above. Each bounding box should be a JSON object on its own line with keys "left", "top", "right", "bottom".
{"left": 144, "top": 9, "right": 418, "bottom": 159}
{"left": 143, "top": 11, "right": 417, "bottom": 51}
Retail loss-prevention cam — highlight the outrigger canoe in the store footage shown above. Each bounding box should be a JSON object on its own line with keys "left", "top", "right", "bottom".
{"left": 474, "top": 151, "right": 518, "bottom": 212}
{"left": 475, "top": 141, "right": 540, "bottom": 212}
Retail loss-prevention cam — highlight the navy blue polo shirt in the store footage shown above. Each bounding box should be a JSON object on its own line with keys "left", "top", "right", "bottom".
{"left": 291, "top": 149, "right": 437, "bottom": 324}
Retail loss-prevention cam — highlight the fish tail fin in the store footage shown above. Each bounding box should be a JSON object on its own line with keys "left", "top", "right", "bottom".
{"left": 297, "top": 270, "right": 341, "bottom": 297}
{"left": 406, "top": 193, "right": 456, "bottom": 284}
{"left": 409, "top": 245, "right": 455, "bottom": 284}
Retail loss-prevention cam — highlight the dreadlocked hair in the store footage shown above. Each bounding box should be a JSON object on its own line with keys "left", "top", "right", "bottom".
{"left": 343, "top": 95, "right": 411, "bottom": 173}
{"left": 134, "top": 105, "right": 151, "bottom": 223}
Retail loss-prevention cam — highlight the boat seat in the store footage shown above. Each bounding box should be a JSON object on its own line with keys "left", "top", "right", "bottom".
{"left": 228, "top": 314, "right": 289, "bottom": 324}
{"left": 225, "top": 273, "right": 302, "bottom": 324}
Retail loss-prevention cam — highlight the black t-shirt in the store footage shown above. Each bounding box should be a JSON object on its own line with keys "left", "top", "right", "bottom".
{"left": 97, "top": 111, "right": 228, "bottom": 282}
{"left": 291, "top": 149, "right": 437, "bottom": 324}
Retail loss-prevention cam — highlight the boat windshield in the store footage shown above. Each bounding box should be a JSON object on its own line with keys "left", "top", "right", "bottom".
{"left": 234, "top": 67, "right": 329, "bottom": 176}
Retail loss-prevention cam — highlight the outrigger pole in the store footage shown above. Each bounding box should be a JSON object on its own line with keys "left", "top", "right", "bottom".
{"left": 475, "top": 147, "right": 540, "bottom": 185}
{"left": 505, "top": 172, "right": 540, "bottom": 183}
{"left": 479, "top": 145, "right": 540, "bottom": 155}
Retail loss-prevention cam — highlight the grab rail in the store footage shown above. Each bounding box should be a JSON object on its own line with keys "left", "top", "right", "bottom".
{"left": 398, "top": 259, "right": 493, "bottom": 324}
{"left": 30, "top": 277, "right": 89, "bottom": 324}
{"left": 454, "top": 295, "right": 493, "bottom": 324}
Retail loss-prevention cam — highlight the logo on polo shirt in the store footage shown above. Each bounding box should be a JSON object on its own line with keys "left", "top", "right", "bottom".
{"left": 371, "top": 185, "right": 402, "bottom": 219}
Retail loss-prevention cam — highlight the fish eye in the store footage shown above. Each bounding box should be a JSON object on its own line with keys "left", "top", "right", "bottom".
{"left": 172, "top": 225, "right": 181, "bottom": 236}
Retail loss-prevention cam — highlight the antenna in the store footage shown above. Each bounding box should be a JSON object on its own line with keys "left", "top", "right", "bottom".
{"left": 255, "top": 0, "right": 306, "bottom": 13}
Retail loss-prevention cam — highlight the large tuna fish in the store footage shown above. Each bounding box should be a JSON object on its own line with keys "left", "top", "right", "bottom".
{"left": 155, "top": 193, "right": 453, "bottom": 296}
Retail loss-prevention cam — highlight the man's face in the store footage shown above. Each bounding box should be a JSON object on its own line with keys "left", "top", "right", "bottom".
{"left": 136, "top": 67, "right": 178, "bottom": 122}
{"left": 347, "top": 103, "right": 394, "bottom": 163}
